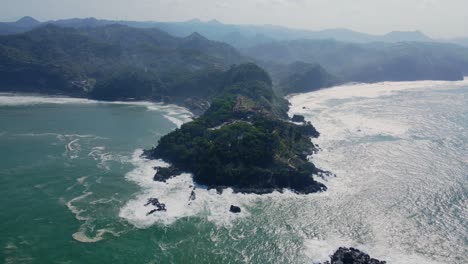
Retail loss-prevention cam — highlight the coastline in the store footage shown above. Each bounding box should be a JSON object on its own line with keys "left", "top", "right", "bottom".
{"left": 3, "top": 79, "right": 467, "bottom": 263}
{"left": 0, "top": 93, "right": 193, "bottom": 128}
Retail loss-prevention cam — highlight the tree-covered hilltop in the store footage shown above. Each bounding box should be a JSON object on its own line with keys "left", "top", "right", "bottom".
{"left": 144, "top": 63, "right": 327, "bottom": 194}
{"left": 0, "top": 24, "right": 246, "bottom": 110}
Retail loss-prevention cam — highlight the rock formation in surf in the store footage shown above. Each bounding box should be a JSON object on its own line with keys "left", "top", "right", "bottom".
{"left": 323, "top": 247, "right": 386, "bottom": 264}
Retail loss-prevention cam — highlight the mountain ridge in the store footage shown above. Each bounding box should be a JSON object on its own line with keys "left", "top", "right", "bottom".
{"left": 1, "top": 16, "right": 465, "bottom": 48}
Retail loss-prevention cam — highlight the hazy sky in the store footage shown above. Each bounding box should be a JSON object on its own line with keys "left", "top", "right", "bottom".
{"left": 1, "top": 0, "right": 467, "bottom": 38}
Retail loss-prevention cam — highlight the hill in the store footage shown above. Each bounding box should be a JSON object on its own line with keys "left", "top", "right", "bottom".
{"left": 244, "top": 39, "right": 468, "bottom": 83}
{"left": 144, "top": 64, "right": 327, "bottom": 194}
{"left": 262, "top": 61, "right": 340, "bottom": 94}
{"left": 0, "top": 17, "right": 449, "bottom": 49}
{"left": 0, "top": 24, "right": 246, "bottom": 111}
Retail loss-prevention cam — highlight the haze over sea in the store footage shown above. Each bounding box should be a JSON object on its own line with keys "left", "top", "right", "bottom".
{"left": 0, "top": 78, "right": 467, "bottom": 263}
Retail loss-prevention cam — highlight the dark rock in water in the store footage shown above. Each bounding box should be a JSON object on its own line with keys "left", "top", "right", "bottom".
{"left": 215, "top": 187, "right": 224, "bottom": 194}
{"left": 153, "top": 166, "right": 183, "bottom": 182}
{"left": 145, "top": 198, "right": 167, "bottom": 215}
{"left": 189, "top": 190, "right": 196, "bottom": 201}
{"left": 291, "top": 114, "right": 306, "bottom": 123}
{"left": 323, "top": 247, "right": 386, "bottom": 264}
{"left": 146, "top": 209, "right": 158, "bottom": 216}
{"left": 145, "top": 198, "right": 160, "bottom": 206}
{"left": 229, "top": 205, "right": 241, "bottom": 213}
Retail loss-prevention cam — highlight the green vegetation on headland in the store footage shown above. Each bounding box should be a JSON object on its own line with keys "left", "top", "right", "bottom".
{"left": 144, "top": 64, "right": 327, "bottom": 194}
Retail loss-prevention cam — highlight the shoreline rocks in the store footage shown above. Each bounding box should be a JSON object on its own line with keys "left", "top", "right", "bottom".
{"left": 144, "top": 198, "right": 167, "bottom": 216}
{"left": 323, "top": 247, "right": 386, "bottom": 264}
{"left": 229, "top": 205, "right": 241, "bottom": 213}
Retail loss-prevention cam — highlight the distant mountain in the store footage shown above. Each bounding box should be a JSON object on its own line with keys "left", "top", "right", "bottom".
{"left": 0, "top": 16, "right": 41, "bottom": 35}
{"left": 451, "top": 38, "right": 468, "bottom": 47}
{"left": 260, "top": 61, "right": 340, "bottom": 95}
{"left": 381, "top": 30, "right": 432, "bottom": 42}
{"left": 14, "top": 16, "right": 40, "bottom": 28}
{"left": 244, "top": 39, "right": 468, "bottom": 82}
{"left": 0, "top": 24, "right": 246, "bottom": 109}
{"left": 1, "top": 17, "right": 467, "bottom": 95}
{"left": 0, "top": 16, "right": 453, "bottom": 48}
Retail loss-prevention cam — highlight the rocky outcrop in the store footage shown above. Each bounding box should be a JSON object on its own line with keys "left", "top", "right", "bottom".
{"left": 145, "top": 198, "right": 167, "bottom": 216}
{"left": 291, "top": 114, "right": 305, "bottom": 123}
{"left": 229, "top": 205, "right": 241, "bottom": 213}
{"left": 153, "top": 166, "right": 183, "bottom": 182}
{"left": 323, "top": 247, "right": 386, "bottom": 264}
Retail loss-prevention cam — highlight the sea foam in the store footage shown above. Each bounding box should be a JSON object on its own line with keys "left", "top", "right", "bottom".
{"left": 0, "top": 93, "right": 193, "bottom": 128}
{"left": 289, "top": 79, "right": 468, "bottom": 264}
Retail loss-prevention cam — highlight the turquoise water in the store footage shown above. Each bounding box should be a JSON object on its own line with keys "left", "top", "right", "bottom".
{"left": 0, "top": 98, "right": 201, "bottom": 263}
{"left": 1, "top": 79, "right": 467, "bottom": 264}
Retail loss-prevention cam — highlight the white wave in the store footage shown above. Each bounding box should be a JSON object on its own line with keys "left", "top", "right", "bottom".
{"left": 15, "top": 133, "right": 108, "bottom": 141}
{"left": 119, "top": 150, "right": 302, "bottom": 228}
{"left": 288, "top": 78, "right": 468, "bottom": 106}
{"left": 0, "top": 93, "right": 186, "bottom": 113}
{"left": 76, "top": 176, "right": 88, "bottom": 185}
{"left": 0, "top": 93, "right": 94, "bottom": 106}
{"left": 4, "top": 242, "right": 17, "bottom": 250}
{"left": 89, "top": 198, "right": 119, "bottom": 205}
{"left": 66, "top": 138, "right": 79, "bottom": 152}
{"left": 163, "top": 115, "right": 185, "bottom": 128}
{"left": 72, "top": 228, "right": 121, "bottom": 243}
{"left": 0, "top": 93, "right": 193, "bottom": 129}
{"left": 289, "top": 80, "right": 468, "bottom": 264}
{"left": 66, "top": 192, "right": 93, "bottom": 221}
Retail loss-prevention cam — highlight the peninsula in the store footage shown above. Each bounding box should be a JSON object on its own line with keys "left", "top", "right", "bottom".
{"left": 144, "top": 63, "right": 328, "bottom": 194}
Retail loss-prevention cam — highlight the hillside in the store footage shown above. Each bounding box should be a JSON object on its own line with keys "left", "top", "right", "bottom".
{"left": 245, "top": 39, "right": 468, "bottom": 83}
{"left": 262, "top": 61, "right": 341, "bottom": 94}
{"left": 0, "top": 24, "right": 246, "bottom": 110}
{"left": 144, "top": 64, "right": 327, "bottom": 194}
{"left": 0, "top": 17, "right": 439, "bottom": 48}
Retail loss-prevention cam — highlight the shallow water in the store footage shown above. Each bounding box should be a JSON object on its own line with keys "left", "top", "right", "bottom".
{"left": 0, "top": 79, "right": 467, "bottom": 264}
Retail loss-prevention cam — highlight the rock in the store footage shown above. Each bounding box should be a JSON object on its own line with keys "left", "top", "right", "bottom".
{"left": 323, "top": 247, "right": 386, "bottom": 264}
{"left": 153, "top": 166, "right": 182, "bottom": 182}
{"left": 145, "top": 198, "right": 160, "bottom": 206}
{"left": 215, "top": 187, "right": 224, "bottom": 194}
{"left": 146, "top": 209, "right": 158, "bottom": 216}
{"left": 145, "top": 197, "right": 167, "bottom": 215}
{"left": 189, "top": 190, "right": 196, "bottom": 201}
{"left": 229, "top": 205, "right": 241, "bottom": 213}
{"left": 291, "top": 114, "right": 306, "bottom": 123}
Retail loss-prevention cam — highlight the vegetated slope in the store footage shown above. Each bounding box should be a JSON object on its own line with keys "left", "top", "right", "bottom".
{"left": 0, "top": 17, "right": 437, "bottom": 48}
{"left": 144, "top": 63, "right": 327, "bottom": 194}
{"left": 244, "top": 39, "right": 468, "bottom": 82}
{"left": 261, "top": 61, "right": 341, "bottom": 94}
{"left": 0, "top": 24, "right": 245, "bottom": 109}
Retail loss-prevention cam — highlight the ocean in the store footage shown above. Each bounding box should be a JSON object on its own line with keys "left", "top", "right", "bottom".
{"left": 0, "top": 79, "right": 467, "bottom": 264}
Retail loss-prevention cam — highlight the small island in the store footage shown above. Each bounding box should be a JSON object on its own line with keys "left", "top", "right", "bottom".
{"left": 144, "top": 63, "right": 328, "bottom": 194}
